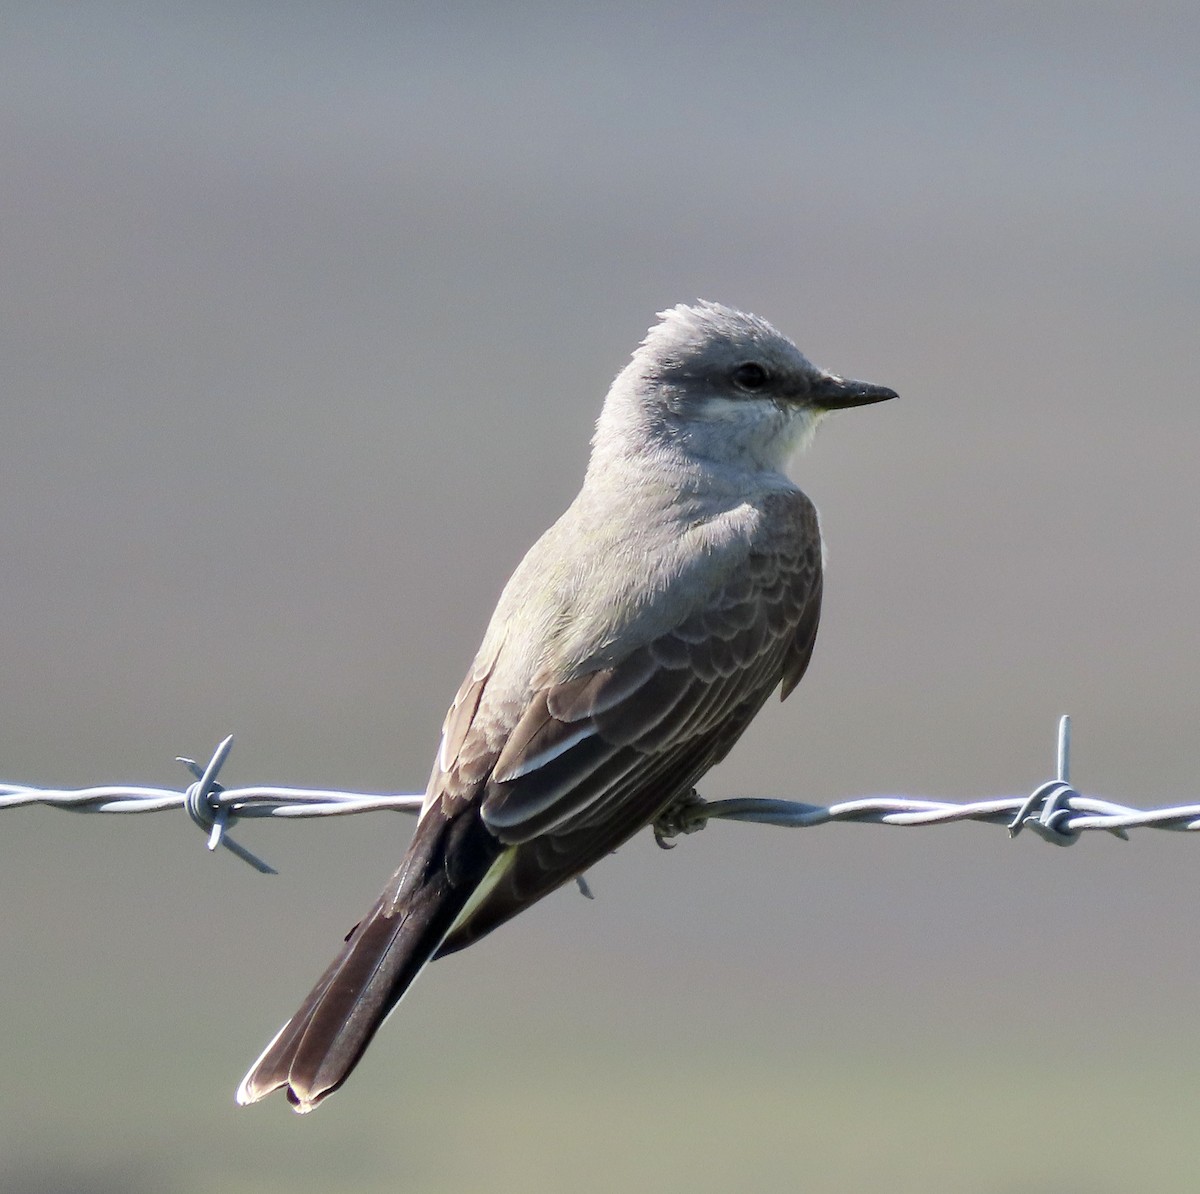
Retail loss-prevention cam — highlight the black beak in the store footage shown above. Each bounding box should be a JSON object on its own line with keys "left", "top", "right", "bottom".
{"left": 810, "top": 374, "right": 898, "bottom": 411}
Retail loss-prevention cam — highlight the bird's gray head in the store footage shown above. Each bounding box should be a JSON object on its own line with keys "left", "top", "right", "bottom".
{"left": 592, "top": 301, "right": 896, "bottom": 476}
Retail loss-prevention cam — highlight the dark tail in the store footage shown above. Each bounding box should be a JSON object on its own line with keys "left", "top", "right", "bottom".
{"left": 236, "top": 808, "right": 500, "bottom": 1113}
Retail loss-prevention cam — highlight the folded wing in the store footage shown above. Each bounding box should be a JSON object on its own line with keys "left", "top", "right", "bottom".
{"left": 436, "top": 504, "right": 823, "bottom": 954}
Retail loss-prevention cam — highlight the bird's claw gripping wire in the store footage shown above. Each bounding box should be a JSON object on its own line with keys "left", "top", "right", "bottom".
{"left": 653, "top": 789, "right": 709, "bottom": 848}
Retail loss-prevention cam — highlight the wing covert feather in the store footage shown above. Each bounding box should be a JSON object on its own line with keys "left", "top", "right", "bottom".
{"left": 429, "top": 490, "right": 823, "bottom": 947}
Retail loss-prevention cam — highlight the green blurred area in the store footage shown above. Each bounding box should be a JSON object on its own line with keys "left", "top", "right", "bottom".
{"left": 7, "top": 987, "right": 1198, "bottom": 1193}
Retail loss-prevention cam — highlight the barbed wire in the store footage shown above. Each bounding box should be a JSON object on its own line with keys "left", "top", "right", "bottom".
{"left": 3, "top": 717, "right": 1197, "bottom": 878}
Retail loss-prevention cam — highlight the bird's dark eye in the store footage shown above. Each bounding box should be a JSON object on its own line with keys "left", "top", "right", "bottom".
{"left": 731, "top": 362, "right": 769, "bottom": 392}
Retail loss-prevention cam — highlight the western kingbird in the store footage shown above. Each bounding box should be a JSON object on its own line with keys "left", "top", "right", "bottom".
{"left": 237, "top": 300, "right": 896, "bottom": 1112}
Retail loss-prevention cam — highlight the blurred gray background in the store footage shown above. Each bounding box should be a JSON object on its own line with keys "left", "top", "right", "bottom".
{"left": 2, "top": 3, "right": 1199, "bottom": 1191}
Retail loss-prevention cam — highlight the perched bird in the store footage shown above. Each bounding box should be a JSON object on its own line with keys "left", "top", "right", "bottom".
{"left": 237, "top": 301, "right": 896, "bottom": 1112}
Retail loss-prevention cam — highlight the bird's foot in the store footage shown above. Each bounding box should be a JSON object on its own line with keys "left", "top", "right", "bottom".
{"left": 653, "top": 790, "right": 710, "bottom": 849}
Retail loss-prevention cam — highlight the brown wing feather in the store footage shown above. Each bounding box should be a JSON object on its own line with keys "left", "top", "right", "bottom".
{"left": 435, "top": 497, "right": 823, "bottom": 953}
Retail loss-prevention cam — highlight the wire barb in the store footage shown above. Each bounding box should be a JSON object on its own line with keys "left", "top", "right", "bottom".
{"left": 1, "top": 716, "right": 1193, "bottom": 873}
{"left": 177, "top": 736, "right": 278, "bottom": 874}
{"left": 1007, "top": 715, "right": 1078, "bottom": 845}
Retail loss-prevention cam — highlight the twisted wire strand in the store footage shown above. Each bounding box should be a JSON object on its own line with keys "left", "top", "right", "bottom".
{"left": 2, "top": 717, "right": 1190, "bottom": 874}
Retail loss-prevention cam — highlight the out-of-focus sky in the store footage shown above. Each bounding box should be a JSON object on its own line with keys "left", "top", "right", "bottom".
{"left": 2, "top": 3, "right": 1199, "bottom": 1191}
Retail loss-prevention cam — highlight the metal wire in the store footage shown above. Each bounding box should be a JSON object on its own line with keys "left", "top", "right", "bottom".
{"left": 3, "top": 717, "right": 1194, "bottom": 875}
